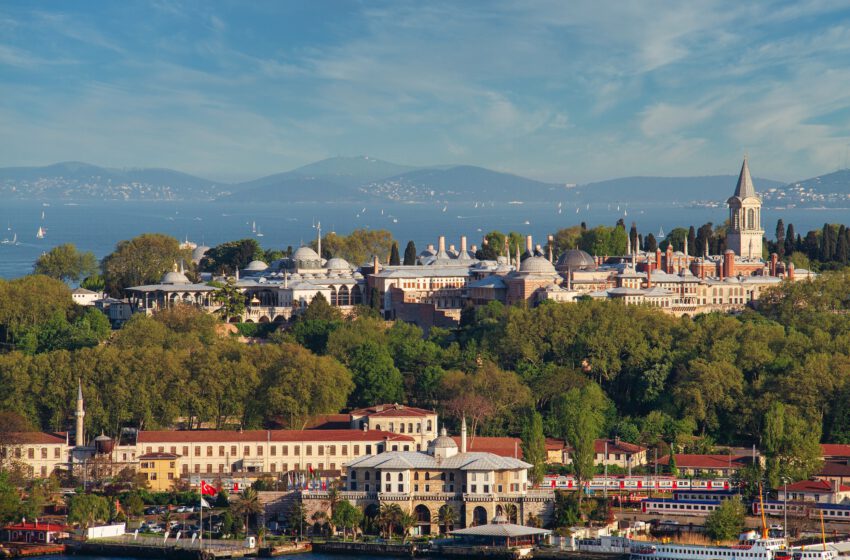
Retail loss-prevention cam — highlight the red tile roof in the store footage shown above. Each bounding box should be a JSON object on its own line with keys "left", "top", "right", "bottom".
{"left": 783, "top": 479, "right": 850, "bottom": 493}
{"left": 821, "top": 444, "right": 850, "bottom": 458}
{"left": 818, "top": 461, "right": 850, "bottom": 477}
{"left": 656, "top": 454, "right": 750, "bottom": 469}
{"left": 4, "top": 522, "right": 69, "bottom": 532}
{"left": 137, "top": 429, "right": 413, "bottom": 443}
{"left": 593, "top": 439, "right": 646, "bottom": 454}
{"left": 349, "top": 404, "right": 435, "bottom": 418}
{"left": 304, "top": 414, "right": 351, "bottom": 430}
{"left": 545, "top": 438, "right": 565, "bottom": 451}
{"left": 2, "top": 432, "right": 67, "bottom": 445}
{"left": 450, "top": 436, "right": 524, "bottom": 459}
{"left": 138, "top": 452, "right": 181, "bottom": 460}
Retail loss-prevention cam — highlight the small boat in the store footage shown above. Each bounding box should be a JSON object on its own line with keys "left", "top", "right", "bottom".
{"left": 442, "top": 206, "right": 447, "bottom": 212}
{"left": 256, "top": 226, "right": 264, "bottom": 237}
{"left": 524, "top": 220, "right": 531, "bottom": 225}
{"left": 41, "top": 210, "right": 45, "bottom": 220}
{"left": 36, "top": 226, "right": 45, "bottom": 239}
{"left": 252, "top": 221, "right": 257, "bottom": 233}
{"left": 658, "top": 226, "right": 666, "bottom": 238}
{"left": 392, "top": 218, "right": 398, "bottom": 223}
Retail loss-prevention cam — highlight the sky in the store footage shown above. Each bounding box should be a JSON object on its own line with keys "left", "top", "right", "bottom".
{"left": 2, "top": 1, "right": 850, "bottom": 184}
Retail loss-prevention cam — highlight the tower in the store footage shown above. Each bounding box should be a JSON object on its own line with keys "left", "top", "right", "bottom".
{"left": 75, "top": 378, "right": 85, "bottom": 447}
{"left": 726, "top": 157, "right": 764, "bottom": 259}
{"left": 461, "top": 415, "right": 468, "bottom": 453}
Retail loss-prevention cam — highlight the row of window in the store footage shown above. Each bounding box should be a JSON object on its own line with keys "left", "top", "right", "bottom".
{"left": 145, "top": 443, "right": 368, "bottom": 458}
{"left": 372, "top": 421, "right": 432, "bottom": 434}
{"left": 180, "top": 461, "right": 337, "bottom": 474}
{"left": 1, "top": 447, "right": 63, "bottom": 460}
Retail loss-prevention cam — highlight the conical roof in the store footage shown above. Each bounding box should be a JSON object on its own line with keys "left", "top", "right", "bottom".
{"left": 732, "top": 157, "right": 757, "bottom": 199}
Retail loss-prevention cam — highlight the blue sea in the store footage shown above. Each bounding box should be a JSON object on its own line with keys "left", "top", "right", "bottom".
{"left": 0, "top": 199, "right": 846, "bottom": 279}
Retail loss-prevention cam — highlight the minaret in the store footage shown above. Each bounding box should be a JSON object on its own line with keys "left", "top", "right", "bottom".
{"left": 75, "top": 379, "right": 85, "bottom": 447}
{"left": 461, "top": 415, "right": 468, "bottom": 454}
{"left": 316, "top": 221, "right": 322, "bottom": 259}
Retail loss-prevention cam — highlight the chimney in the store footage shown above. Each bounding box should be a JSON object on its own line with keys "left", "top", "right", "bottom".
{"left": 719, "top": 255, "right": 725, "bottom": 279}
{"left": 373, "top": 254, "right": 381, "bottom": 274}
{"left": 666, "top": 245, "right": 673, "bottom": 273}
{"left": 770, "top": 253, "right": 778, "bottom": 276}
{"left": 655, "top": 248, "right": 662, "bottom": 271}
{"left": 525, "top": 235, "right": 533, "bottom": 254}
{"left": 438, "top": 236, "right": 446, "bottom": 254}
{"left": 646, "top": 262, "right": 652, "bottom": 288}
{"left": 724, "top": 249, "right": 735, "bottom": 278}
{"left": 548, "top": 234, "right": 554, "bottom": 263}
{"left": 788, "top": 261, "right": 795, "bottom": 281}
{"left": 460, "top": 236, "right": 468, "bottom": 255}
{"left": 461, "top": 415, "right": 468, "bottom": 454}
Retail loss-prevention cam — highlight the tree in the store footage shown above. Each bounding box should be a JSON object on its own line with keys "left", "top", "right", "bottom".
{"left": 348, "top": 342, "right": 404, "bottom": 407}
{"left": 520, "top": 408, "right": 547, "bottom": 486}
{"left": 785, "top": 223, "right": 796, "bottom": 256}
{"left": 231, "top": 487, "right": 263, "bottom": 535}
{"left": 398, "top": 510, "right": 416, "bottom": 544}
{"left": 80, "top": 274, "right": 105, "bottom": 292}
{"left": 389, "top": 242, "right": 400, "bottom": 266}
{"left": 212, "top": 279, "right": 246, "bottom": 321}
{"left": 403, "top": 241, "right": 417, "bottom": 266}
{"left": 302, "top": 292, "right": 342, "bottom": 322}
{"left": 200, "top": 239, "right": 263, "bottom": 274}
{"left": 68, "top": 493, "right": 111, "bottom": 528}
{"left": 313, "top": 229, "right": 395, "bottom": 267}
{"left": 0, "top": 472, "right": 22, "bottom": 522}
{"left": 378, "top": 503, "right": 402, "bottom": 539}
{"left": 775, "top": 219, "right": 786, "bottom": 258}
{"left": 687, "top": 226, "right": 696, "bottom": 256}
{"left": 705, "top": 496, "right": 745, "bottom": 541}
{"left": 331, "top": 500, "right": 363, "bottom": 540}
{"left": 553, "top": 491, "right": 580, "bottom": 528}
{"left": 286, "top": 501, "right": 307, "bottom": 536}
{"left": 553, "top": 382, "right": 607, "bottom": 507}
{"left": 101, "top": 233, "right": 189, "bottom": 295}
{"left": 645, "top": 233, "right": 657, "bottom": 252}
{"left": 763, "top": 402, "right": 822, "bottom": 488}
{"left": 437, "top": 505, "right": 456, "bottom": 534}
{"left": 34, "top": 244, "right": 98, "bottom": 283}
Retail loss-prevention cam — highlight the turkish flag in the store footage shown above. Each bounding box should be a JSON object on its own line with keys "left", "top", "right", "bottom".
{"left": 200, "top": 480, "right": 218, "bottom": 496}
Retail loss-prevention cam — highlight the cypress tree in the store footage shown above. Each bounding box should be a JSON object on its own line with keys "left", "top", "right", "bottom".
{"left": 520, "top": 408, "right": 547, "bottom": 486}
{"left": 838, "top": 225, "right": 849, "bottom": 264}
{"left": 389, "top": 242, "right": 400, "bottom": 266}
{"left": 775, "top": 219, "right": 785, "bottom": 258}
{"left": 629, "top": 223, "right": 639, "bottom": 252}
{"left": 822, "top": 223, "right": 834, "bottom": 261}
{"left": 645, "top": 233, "right": 657, "bottom": 252}
{"left": 785, "top": 223, "right": 796, "bottom": 256}
{"left": 402, "top": 241, "right": 417, "bottom": 265}
{"left": 369, "top": 287, "right": 381, "bottom": 311}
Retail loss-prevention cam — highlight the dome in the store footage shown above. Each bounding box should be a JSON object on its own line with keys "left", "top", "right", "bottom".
{"left": 519, "top": 256, "right": 557, "bottom": 274}
{"left": 192, "top": 245, "right": 210, "bottom": 262}
{"left": 556, "top": 249, "right": 596, "bottom": 272}
{"left": 325, "top": 257, "right": 353, "bottom": 271}
{"left": 245, "top": 260, "right": 268, "bottom": 272}
{"left": 160, "top": 271, "right": 190, "bottom": 284}
{"left": 292, "top": 246, "right": 321, "bottom": 261}
{"left": 429, "top": 428, "right": 458, "bottom": 451}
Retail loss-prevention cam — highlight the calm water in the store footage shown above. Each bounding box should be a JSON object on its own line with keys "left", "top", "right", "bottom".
{"left": 0, "top": 198, "right": 847, "bottom": 278}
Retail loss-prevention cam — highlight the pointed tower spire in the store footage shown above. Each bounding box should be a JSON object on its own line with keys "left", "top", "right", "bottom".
{"left": 316, "top": 221, "right": 322, "bottom": 260}
{"left": 75, "top": 378, "right": 85, "bottom": 447}
{"left": 733, "top": 156, "right": 756, "bottom": 199}
{"left": 461, "top": 415, "right": 468, "bottom": 454}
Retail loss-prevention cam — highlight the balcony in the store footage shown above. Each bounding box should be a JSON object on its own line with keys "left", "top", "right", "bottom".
{"left": 462, "top": 493, "right": 496, "bottom": 502}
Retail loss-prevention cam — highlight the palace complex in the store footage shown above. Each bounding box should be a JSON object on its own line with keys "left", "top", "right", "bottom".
{"left": 109, "top": 158, "right": 813, "bottom": 328}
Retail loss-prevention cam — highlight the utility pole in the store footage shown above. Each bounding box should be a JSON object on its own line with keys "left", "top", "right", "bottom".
{"left": 603, "top": 440, "right": 608, "bottom": 500}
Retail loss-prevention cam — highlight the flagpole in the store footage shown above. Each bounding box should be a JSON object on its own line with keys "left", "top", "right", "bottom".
{"left": 200, "top": 481, "right": 203, "bottom": 551}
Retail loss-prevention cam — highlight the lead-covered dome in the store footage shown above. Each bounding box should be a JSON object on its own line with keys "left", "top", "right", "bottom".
{"left": 519, "top": 256, "right": 557, "bottom": 274}
{"left": 325, "top": 257, "right": 353, "bottom": 272}
{"left": 556, "top": 249, "right": 597, "bottom": 272}
{"left": 292, "top": 246, "right": 320, "bottom": 261}
{"left": 160, "top": 270, "right": 190, "bottom": 284}
{"left": 245, "top": 260, "right": 268, "bottom": 272}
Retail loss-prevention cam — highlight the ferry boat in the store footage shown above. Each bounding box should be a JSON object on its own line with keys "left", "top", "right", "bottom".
{"left": 628, "top": 536, "right": 836, "bottom": 560}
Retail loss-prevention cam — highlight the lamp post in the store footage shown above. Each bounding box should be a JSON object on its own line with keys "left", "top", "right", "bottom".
{"left": 781, "top": 476, "right": 789, "bottom": 547}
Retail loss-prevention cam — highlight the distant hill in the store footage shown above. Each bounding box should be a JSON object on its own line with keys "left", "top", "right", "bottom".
{"left": 0, "top": 161, "right": 226, "bottom": 200}
{"left": 362, "top": 165, "right": 564, "bottom": 202}
{"left": 574, "top": 175, "right": 787, "bottom": 204}
{"left": 224, "top": 172, "right": 361, "bottom": 202}
{"left": 292, "top": 156, "right": 416, "bottom": 184}
{"left": 769, "top": 169, "right": 850, "bottom": 207}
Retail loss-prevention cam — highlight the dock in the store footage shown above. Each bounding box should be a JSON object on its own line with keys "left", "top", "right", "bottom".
{"left": 67, "top": 534, "right": 256, "bottom": 559}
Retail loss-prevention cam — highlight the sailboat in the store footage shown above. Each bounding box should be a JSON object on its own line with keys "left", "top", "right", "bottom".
{"left": 41, "top": 210, "right": 45, "bottom": 220}
{"left": 658, "top": 226, "right": 665, "bottom": 238}
{"left": 36, "top": 226, "right": 45, "bottom": 239}
{"left": 251, "top": 221, "right": 257, "bottom": 234}
{"left": 256, "top": 226, "right": 264, "bottom": 237}
{"left": 1, "top": 233, "right": 16, "bottom": 245}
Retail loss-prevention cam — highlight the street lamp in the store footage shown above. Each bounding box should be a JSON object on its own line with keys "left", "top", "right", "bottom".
{"left": 781, "top": 476, "right": 790, "bottom": 548}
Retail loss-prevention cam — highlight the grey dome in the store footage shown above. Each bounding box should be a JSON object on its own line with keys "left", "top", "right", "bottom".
{"left": 519, "top": 256, "right": 556, "bottom": 274}
{"left": 292, "top": 246, "right": 320, "bottom": 261}
{"left": 160, "top": 271, "right": 190, "bottom": 284}
{"left": 429, "top": 428, "right": 458, "bottom": 450}
{"left": 325, "top": 257, "right": 353, "bottom": 271}
{"left": 556, "top": 249, "right": 597, "bottom": 272}
{"left": 245, "top": 260, "right": 268, "bottom": 272}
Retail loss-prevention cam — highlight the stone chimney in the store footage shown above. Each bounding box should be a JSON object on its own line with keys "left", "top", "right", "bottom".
{"left": 438, "top": 236, "right": 446, "bottom": 254}
{"left": 460, "top": 236, "right": 468, "bottom": 255}
{"left": 666, "top": 245, "right": 674, "bottom": 273}
{"left": 788, "top": 261, "right": 795, "bottom": 281}
{"left": 719, "top": 255, "right": 725, "bottom": 279}
{"left": 373, "top": 254, "right": 381, "bottom": 274}
{"left": 525, "top": 235, "right": 533, "bottom": 254}
{"left": 724, "top": 249, "right": 735, "bottom": 278}
{"left": 770, "top": 253, "right": 778, "bottom": 276}
{"left": 548, "top": 234, "right": 554, "bottom": 263}
{"left": 646, "top": 261, "right": 652, "bottom": 288}
{"left": 655, "top": 248, "right": 662, "bottom": 271}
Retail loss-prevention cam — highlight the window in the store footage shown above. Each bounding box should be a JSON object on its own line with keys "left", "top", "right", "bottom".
{"left": 319, "top": 463, "right": 324, "bottom": 470}
{"left": 244, "top": 446, "right": 250, "bottom": 456}
{"left": 318, "top": 445, "right": 324, "bottom": 455}
{"left": 385, "top": 484, "right": 391, "bottom": 492}
{"left": 257, "top": 446, "right": 263, "bottom": 456}
{"left": 417, "top": 423, "right": 421, "bottom": 433}
{"left": 365, "top": 445, "right": 371, "bottom": 454}
{"left": 471, "top": 485, "right": 478, "bottom": 493}
{"left": 398, "top": 473, "right": 403, "bottom": 481}
{"left": 40, "top": 448, "right": 46, "bottom": 459}
{"left": 194, "top": 464, "right": 200, "bottom": 473}
{"left": 375, "top": 424, "right": 381, "bottom": 431}
{"left": 386, "top": 473, "right": 391, "bottom": 481}
{"left": 408, "top": 423, "right": 413, "bottom": 433}
{"left": 206, "top": 464, "right": 212, "bottom": 473}
{"left": 183, "top": 446, "right": 189, "bottom": 456}
{"left": 231, "top": 445, "right": 237, "bottom": 456}
{"left": 207, "top": 446, "right": 213, "bottom": 457}
{"left": 283, "top": 445, "right": 289, "bottom": 456}
{"left": 158, "top": 446, "right": 164, "bottom": 452}
{"left": 425, "top": 485, "right": 430, "bottom": 492}
{"left": 55, "top": 448, "right": 60, "bottom": 458}
{"left": 351, "top": 482, "right": 357, "bottom": 490}
{"left": 168, "top": 472, "right": 174, "bottom": 480}
{"left": 219, "top": 464, "right": 225, "bottom": 473}
{"left": 271, "top": 446, "right": 276, "bottom": 456}
{"left": 329, "top": 445, "right": 336, "bottom": 455}
{"left": 414, "top": 472, "right": 419, "bottom": 480}
{"left": 400, "top": 424, "right": 405, "bottom": 433}
{"left": 398, "top": 484, "right": 403, "bottom": 492}
{"left": 270, "top": 463, "right": 276, "bottom": 472}
{"left": 389, "top": 423, "right": 395, "bottom": 432}
{"left": 365, "top": 471, "right": 370, "bottom": 480}
{"left": 365, "top": 483, "right": 370, "bottom": 492}
{"left": 427, "top": 420, "right": 433, "bottom": 431}
{"left": 295, "top": 463, "right": 300, "bottom": 471}
{"left": 183, "top": 465, "right": 189, "bottom": 474}
{"left": 219, "top": 446, "right": 225, "bottom": 456}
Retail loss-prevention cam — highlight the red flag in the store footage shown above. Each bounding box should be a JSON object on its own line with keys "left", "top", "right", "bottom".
{"left": 309, "top": 465, "right": 314, "bottom": 477}
{"left": 200, "top": 480, "right": 218, "bottom": 496}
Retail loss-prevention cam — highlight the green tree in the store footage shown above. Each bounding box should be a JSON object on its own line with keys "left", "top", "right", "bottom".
{"left": 763, "top": 402, "right": 822, "bottom": 488}
{"left": 68, "top": 493, "right": 111, "bottom": 528}
{"left": 286, "top": 502, "right": 306, "bottom": 536}
{"left": 705, "top": 496, "right": 745, "bottom": 541}
{"left": 389, "top": 242, "right": 400, "bottom": 266}
{"left": 212, "top": 279, "right": 246, "bottom": 321}
{"left": 101, "top": 233, "right": 189, "bottom": 295}
{"left": 437, "top": 504, "right": 456, "bottom": 534}
{"left": 552, "top": 491, "right": 580, "bottom": 528}
{"left": 231, "top": 487, "right": 263, "bottom": 535}
{"left": 520, "top": 408, "right": 547, "bottom": 486}
{"left": 80, "top": 274, "right": 106, "bottom": 292}
{"left": 200, "top": 239, "right": 263, "bottom": 274}
{"left": 331, "top": 500, "right": 363, "bottom": 541}
{"left": 398, "top": 510, "right": 416, "bottom": 544}
{"left": 0, "top": 472, "right": 22, "bottom": 522}
{"left": 314, "top": 229, "right": 395, "bottom": 267}
{"left": 348, "top": 342, "right": 404, "bottom": 407}
{"left": 554, "top": 382, "right": 607, "bottom": 507}
{"left": 34, "top": 244, "right": 98, "bottom": 283}
{"left": 403, "top": 241, "right": 417, "bottom": 266}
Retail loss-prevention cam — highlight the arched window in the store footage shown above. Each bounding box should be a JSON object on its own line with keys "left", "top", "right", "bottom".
{"left": 338, "top": 285, "right": 350, "bottom": 306}
{"left": 351, "top": 285, "right": 363, "bottom": 305}
{"left": 747, "top": 208, "right": 755, "bottom": 229}
{"left": 386, "top": 472, "right": 391, "bottom": 481}
{"left": 426, "top": 420, "right": 433, "bottom": 431}
{"left": 398, "top": 473, "right": 404, "bottom": 481}
{"left": 330, "top": 287, "right": 338, "bottom": 306}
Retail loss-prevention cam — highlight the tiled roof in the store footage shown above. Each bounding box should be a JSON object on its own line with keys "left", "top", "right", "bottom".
{"left": 818, "top": 461, "right": 850, "bottom": 477}
{"left": 349, "top": 404, "right": 435, "bottom": 418}
{"left": 346, "top": 450, "right": 531, "bottom": 471}
{"left": 304, "top": 414, "right": 351, "bottom": 430}
{"left": 450, "top": 523, "right": 550, "bottom": 538}
{"left": 656, "top": 454, "right": 749, "bottom": 468}
{"left": 5, "top": 523, "right": 69, "bottom": 532}
{"left": 2, "top": 432, "right": 67, "bottom": 445}
{"left": 451, "top": 436, "right": 523, "bottom": 459}
{"left": 138, "top": 452, "right": 181, "bottom": 460}
{"left": 783, "top": 479, "right": 850, "bottom": 493}
{"left": 821, "top": 444, "right": 850, "bottom": 458}
{"left": 545, "top": 438, "right": 565, "bottom": 451}
{"left": 137, "top": 429, "right": 414, "bottom": 443}
{"left": 594, "top": 439, "right": 646, "bottom": 454}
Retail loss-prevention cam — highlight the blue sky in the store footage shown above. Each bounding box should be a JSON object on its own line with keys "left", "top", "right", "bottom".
{"left": 2, "top": 1, "right": 850, "bottom": 183}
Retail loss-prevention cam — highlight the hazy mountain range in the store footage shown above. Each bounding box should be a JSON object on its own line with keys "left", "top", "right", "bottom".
{"left": 1, "top": 156, "right": 847, "bottom": 207}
